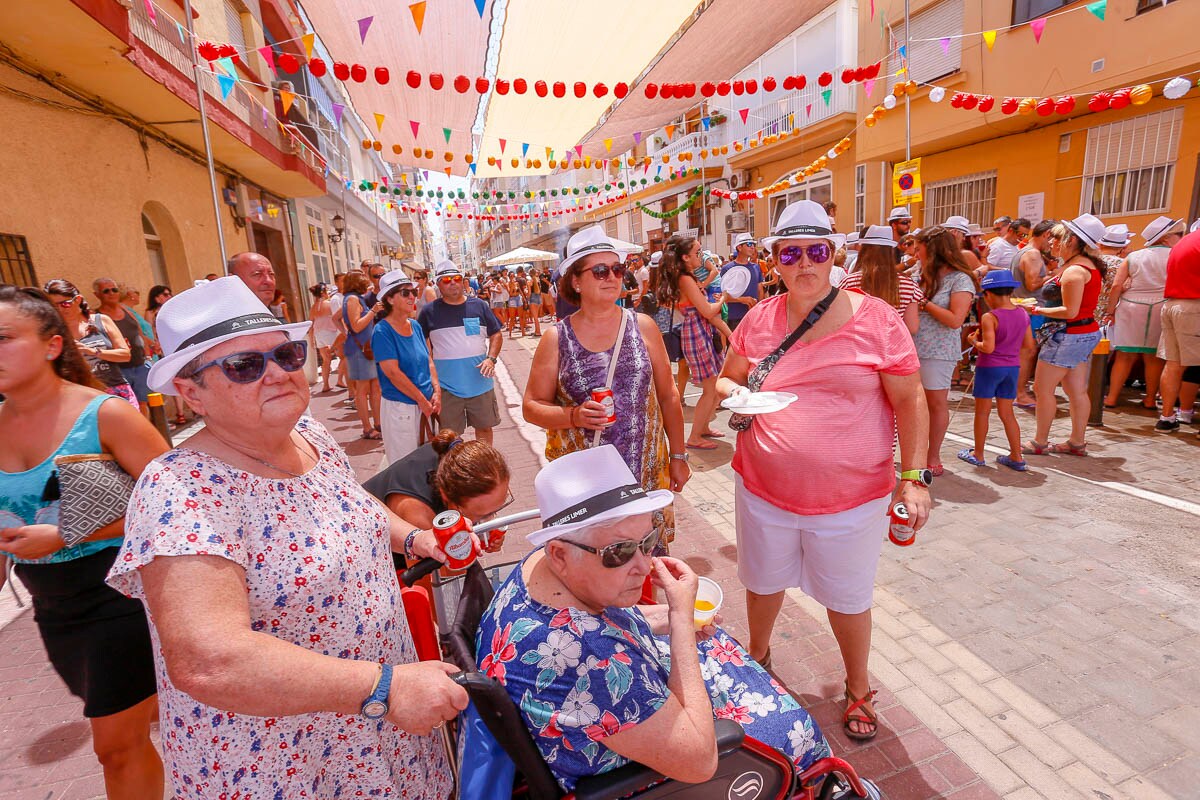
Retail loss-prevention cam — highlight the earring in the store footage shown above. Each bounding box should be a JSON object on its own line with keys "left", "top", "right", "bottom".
{"left": 47, "top": 354, "right": 54, "bottom": 360}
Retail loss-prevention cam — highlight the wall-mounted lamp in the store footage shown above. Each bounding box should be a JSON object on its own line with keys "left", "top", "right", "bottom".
{"left": 328, "top": 213, "right": 346, "bottom": 244}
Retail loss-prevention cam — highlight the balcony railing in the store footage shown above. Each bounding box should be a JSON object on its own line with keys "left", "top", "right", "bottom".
{"left": 657, "top": 131, "right": 727, "bottom": 166}
{"left": 127, "top": 1, "right": 325, "bottom": 174}
{"left": 720, "top": 81, "right": 857, "bottom": 146}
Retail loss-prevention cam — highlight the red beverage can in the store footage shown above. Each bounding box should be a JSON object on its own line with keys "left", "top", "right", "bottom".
{"left": 888, "top": 502, "right": 916, "bottom": 546}
{"left": 591, "top": 386, "right": 616, "bottom": 425}
{"left": 433, "top": 510, "right": 478, "bottom": 569}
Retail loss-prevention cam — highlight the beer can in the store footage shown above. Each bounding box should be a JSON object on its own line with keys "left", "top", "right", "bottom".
{"left": 888, "top": 502, "right": 916, "bottom": 547}
{"left": 591, "top": 386, "right": 616, "bottom": 425}
{"left": 433, "top": 510, "right": 478, "bottom": 569}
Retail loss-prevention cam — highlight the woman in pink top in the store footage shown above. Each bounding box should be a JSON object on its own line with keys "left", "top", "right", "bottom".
{"left": 716, "top": 201, "right": 931, "bottom": 742}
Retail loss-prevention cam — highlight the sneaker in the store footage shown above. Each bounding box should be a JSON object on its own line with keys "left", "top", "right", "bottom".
{"left": 1179, "top": 411, "right": 1196, "bottom": 425}
{"left": 1155, "top": 418, "right": 1180, "bottom": 432}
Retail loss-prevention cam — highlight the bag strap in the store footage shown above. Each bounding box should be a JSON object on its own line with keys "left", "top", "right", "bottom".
{"left": 748, "top": 287, "right": 839, "bottom": 390}
{"left": 592, "top": 309, "right": 629, "bottom": 447}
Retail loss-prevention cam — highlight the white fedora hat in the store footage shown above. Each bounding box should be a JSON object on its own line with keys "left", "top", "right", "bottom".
{"left": 147, "top": 277, "right": 310, "bottom": 395}
{"left": 1191, "top": 219, "right": 1200, "bottom": 234}
{"left": 649, "top": 251, "right": 663, "bottom": 266}
{"left": 378, "top": 269, "right": 416, "bottom": 301}
{"left": 762, "top": 200, "right": 844, "bottom": 249}
{"left": 733, "top": 232, "right": 757, "bottom": 248}
{"left": 967, "top": 222, "right": 984, "bottom": 237}
{"left": 844, "top": 231, "right": 861, "bottom": 246}
{"left": 559, "top": 224, "right": 624, "bottom": 276}
{"left": 1063, "top": 213, "right": 1106, "bottom": 249}
{"left": 943, "top": 215, "right": 971, "bottom": 234}
{"left": 859, "top": 225, "right": 898, "bottom": 248}
{"left": 527, "top": 445, "right": 674, "bottom": 547}
{"left": 1100, "top": 224, "right": 1133, "bottom": 248}
{"left": 1141, "top": 216, "right": 1183, "bottom": 246}
{"left": 887, "top": 206, "right": 912, "bottom": 222}
{"left": 433, "top": 259, "right": 463, "bottom": 279}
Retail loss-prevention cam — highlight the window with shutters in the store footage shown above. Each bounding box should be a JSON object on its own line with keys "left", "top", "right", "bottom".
{"left": 630, "top": 208, "right": 642, "bottom": 244}
{"left": 605, "top": 217, "right": 619, "bottom": 238}
{"left": 888, "top": 0, "right": 963, "bottom": 88}
{"left": 855, "top": 164, "right": 867, "bottom": 231}
{"left": 1136, "top": 0, "right": 1178, "bottom": 12}
{"left": 1081, "top": 108, "right": 1182, "bottom": 216}
{"left": 1012, "top": 0, "right": 1071, "bottom": 25}
{"left": 923, "top": 171, "right": 997, "bottom": 228}
{"left": 223, "top": 0, "right": 247, "bottom": 53}
{"left": 0, "top": 233, "right": 36, "bottom": 286}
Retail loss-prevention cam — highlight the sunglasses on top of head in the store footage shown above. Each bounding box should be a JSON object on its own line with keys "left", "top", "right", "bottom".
{"left": 561, "top": 526, "right": 661, "bottom": 568}
{"left": 191, "top": 340, "right": 308, "bottom": 385}
{"left": 777, "top": 242, "right": 833, "bottom": 266}
{"left": 581, "top": 261, "right": 627, "bottom": 280}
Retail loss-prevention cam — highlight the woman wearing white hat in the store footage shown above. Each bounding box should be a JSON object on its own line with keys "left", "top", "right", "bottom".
{"left": 716, "top": 200, "right": 931, "bottom": 741}
{"left": 1103, "top": 217, "right": 1183, "bottom": 410}
{"left": 839, "top": 225, "right": 922, "bottom": 335}
{"left": 1022, "top": 214, "right": 1110, "bottom": 456}
{"left": 372, "top": 270, "right": 440, "bottom": 463}
{"left": 943, "top": 216, "right": 983, "bottom": 274}
{"left": 477, "top": 445, "right": 838, "bottom": 792}
{"left": 1096, "top": 224, "right": 1132, "bottom": 325}
{"left": 107, "top": 277, "right": 466, "bottom": 799}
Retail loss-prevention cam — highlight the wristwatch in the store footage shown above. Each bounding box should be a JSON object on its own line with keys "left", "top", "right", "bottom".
{"left": 361, "top": 663, "right": 394, "bottom": 719}
{"left": 900, "top": 469, "right": 933, "bottom": 487}
{"left": 484, "top": 355, "right": 498, "bottom": 364}
{"left": 670, "top": 453, "right": 690, "bottom": 463}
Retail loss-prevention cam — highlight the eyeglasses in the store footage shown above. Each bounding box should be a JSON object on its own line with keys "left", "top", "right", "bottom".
{"left": 52, "top": 297, "right": 76, "bottom": 308}
{"left": 582, "top": 262, "right": 627, "bottom": 280}
{"left": 438, "top": 275, "right": 464, "bottom": 284}
{"left": 191, "top": 340, "right": 308, "bottom": 384}
{"left": 475, "top": 488, "right": 516, "bottom": 524}
{"left": 99, "top": 287, "right": 120, "bottom": 295}
{"left": 777, "top": 243, "right": 833, "bottom": 266}
{"left": 397, "top": 287, "right": 419, "bottom": 298}
{"left": 561, "top": 527, "right": 661, "bottom": 568}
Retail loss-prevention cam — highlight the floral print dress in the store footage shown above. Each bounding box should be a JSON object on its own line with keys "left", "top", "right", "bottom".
{"left": 476, "top": 555, "right": 830, "bottom": 792}
{"left": 107, "top": 417, "right": 452, "bottom": 799}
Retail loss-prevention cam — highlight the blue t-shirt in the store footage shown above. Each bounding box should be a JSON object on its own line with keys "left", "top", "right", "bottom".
{"left": 719, "top": 261, "right": 762, "bottom": 323}
{"left": 417, "top": 298, "right": 502, "bottom": 399}
{"left": 372, "top": 318, "right": 435, "bottom": 404}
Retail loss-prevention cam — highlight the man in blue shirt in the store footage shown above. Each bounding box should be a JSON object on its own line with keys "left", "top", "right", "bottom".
{"left": 719, "top": 233, "right": 762, "bottom": 332}
{"left": 417, "top": 259, "right": 504, "bottom": 443}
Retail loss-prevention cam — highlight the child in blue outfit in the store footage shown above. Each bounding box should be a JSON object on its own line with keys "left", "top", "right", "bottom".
{"left": 962, "top": 270, "right": 1034, "bottom": 471}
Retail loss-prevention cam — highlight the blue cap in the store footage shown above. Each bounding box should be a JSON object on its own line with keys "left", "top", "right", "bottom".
{"left": 980, "top": 269, "right": 1020, "bottom": 291}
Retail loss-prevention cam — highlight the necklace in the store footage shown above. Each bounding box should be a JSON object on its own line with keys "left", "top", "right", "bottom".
{"left": 216, "top": 432, "right": 314, "bottom": 478}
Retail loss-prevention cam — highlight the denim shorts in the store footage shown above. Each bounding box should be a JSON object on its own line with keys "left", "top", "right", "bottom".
{"left": 119, "top": 362, "right": 152, "bottom": 402}
{"left": 344, "top": 346, "right": 375, "bottom": 381}
{"left": 1039, "top": 330, "right": 1100, "bottom": 368}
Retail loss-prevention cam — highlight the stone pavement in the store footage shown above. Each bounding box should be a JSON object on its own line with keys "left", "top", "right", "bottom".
{"left": 2, "top": 342, "right": 1196, "bottom": 798}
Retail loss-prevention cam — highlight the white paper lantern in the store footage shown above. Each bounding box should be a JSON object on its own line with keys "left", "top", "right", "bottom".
{"left": 929, "top": 86, "right": 946, "bottom": 103}
{"left": 883, "top": 94, "right": 897, "bottom": 110}
{"left": 1163, "top": 76, "right": 1192, "bottom": 100}
{"left": 826, "top": 148, "right": 839, "bottom": 160}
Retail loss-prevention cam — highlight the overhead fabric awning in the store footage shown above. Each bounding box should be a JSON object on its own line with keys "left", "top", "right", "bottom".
{"left": 485, "top": 246, "right": 558, "bottom": 266}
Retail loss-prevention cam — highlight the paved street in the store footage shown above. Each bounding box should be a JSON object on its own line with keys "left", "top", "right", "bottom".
{"left": 1, "top": 340, "right": 1197, "bottom": 799}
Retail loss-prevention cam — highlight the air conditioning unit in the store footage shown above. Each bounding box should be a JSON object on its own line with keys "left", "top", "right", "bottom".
{"left": 729, "top": 170, "right": 751, "bottom": 190}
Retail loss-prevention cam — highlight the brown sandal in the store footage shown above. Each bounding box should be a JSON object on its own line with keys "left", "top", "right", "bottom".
{"left": 843, "top": 682, "right": 879, "bottom": 741}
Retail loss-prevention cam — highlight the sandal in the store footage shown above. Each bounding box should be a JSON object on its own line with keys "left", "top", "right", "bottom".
{"left": 1021, "top": 440, "right": 1049, "bottom": 455}
{"left": 1047, "top": 441, "right": 1087, "bottom": 456}
{"left": 956, "top": 449, "right": 986, "bottom": 467}
{"left": 361, "top": 430, "right": 382, "bottom": 440}
{"left": 686, "top": 440, "right": 718, "bottom": 451}
{"left": 996, "top": 455, "right": 1028, "bottom": 472}
{"left": 701, "top": 430, "right": 726, "bottom": 439}
{"left": 843, "top": 682, "right": 879, "bottom": 741}
{"left": 928, "top": 464, "right": 945, "bottom": 477}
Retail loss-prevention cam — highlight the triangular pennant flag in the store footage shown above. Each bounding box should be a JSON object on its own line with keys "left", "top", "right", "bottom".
{"left": 358, "top": 16, "right": 374, "bottom": 43}
{"left": 301, "top": 33, "right": 315, "bottom": 60}
{"left": 176, "top": 20, "right": 185, "bottom": 45}
{"left": 444, "top": 167, "right": 452, "bottom": 176}
{"left": 737, "top": 108, "right": 749, "bottom": 124}
{"left": 474, "top": 0, "right": 487, "bottom": 16}
{"left": 216, "top": 57, "right": 237, "bottom": 79}
{"left": 374, "top": 113, "right": 386, "bottom": 132}
{"left": 499, "top": 138, "right": 507, "bottom": 153}
{"left": 864, "top": 78, "right": 876, "bottom": 97}
{"left": 545, "top": 146, "right": 552, "bottom": 158}
{"left": 262, "top": 107, "right": 268, "bottom": 127}
{"left": 982, "top": 30, "right": 996, "bottom": 51}
{"left": 423, "top": 170, "right": 429, "bottom": 181}
{"left": 521, "top": 143, "right": 529, "bottom": 157}
{"left": 898, "top": 45, "right": 907, "bottom": 59}
{"left": 332, "top": 103, "right": 345, "bottom": 126}
{"left": 603, "top": 138, "right": 613, "bottom": 152}
{"left": 870, "top": 0, "right": 875, "bottom": 20}
{"left": 410, "top": 120, "right": 420, "bottom": 139}
{"left": 940, "top": 37, "right": 951, "bottom": 54}
{"left": 258, "top": 46, "right": 277, "bottom": 75}
{"left": 469, "top": 162, "right": 477, "bottom": 175}
{"left": 633, "top": 132, "right": 642, "bottom": 145}
{"left": 1086, "top": 0, "right": 1106, "bottom": 21}
{"left": 143, "top": 0, "right": 157, "bottom": 25}
{"left": 1030, "top": 17, "right": 1047, "bottom": 43}
{"left": 574, "top": 144, "right": 583, "bottom": 158}
{"left": 218, "top": 73, "right": 236, "bottom": 100}
{"left": 701, "top": 116, "right": 711, "bottom": 131}
{"left": 821, "top": 89, "right": 832, "bottom": 105}
{"left": 280, "top": 90, "right": 295, "bottom": 115}
{"left": 665, "top": 124, "right": 676, "bottom": 139}
{"left": 409, "top": 1, "right": 427, "bottom": 34}
{"left": 444, "top": 127, "right": 452, "bottom": 144}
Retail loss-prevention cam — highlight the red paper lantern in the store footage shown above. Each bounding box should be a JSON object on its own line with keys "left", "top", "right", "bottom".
{"left": 782, "top": 76, "right": 795, "bottom": 91}
{"left": 732, "top": 80, "right": 745, "bottom": 95}
{"left": 552, "top": 81, "right": 566, "bottom": 98}
{"left": 645, "top": 83, "right": 659, "bottom": 99}
{"left": 513, "top": 77, "right": 527, "bottom": 94}
{"left": 701, "top": 82, "right": 716, "bottom": 97}
{"left": 374, "top": 66, "right": 389, "bottom": 85}
{"left": 350, "top": 64, "right": 366, "bottom": 83}
{"left": 684, "top": 82, "right": 697, "bottom": 98}
{"left": 818, "top": 71, "right": 833, "bottom": 87}
{"left": 428, "top": 73, "right": 446, "bottom": 91}
{"left": 476, "top": 77, "right": 490, "bottom": 93}
{"left": 307, "top": 57, "right": 326, "bottom": 77}
{"left": 1109, "top": 88, "right": 1131, "bottom": 109}
{"left": 534, "top": 80, "right": 548, "bottom": 97}
{"left": 659, "top": 83, "right": 673, "bottom": 99}
{"left": 197, "top": 41, "right": 220, "bottom": 61}
{"left": 742, "top": 79, "right": 754, "bottom": 94}
{"left": 868, "top": 62, "right": 882, "bottom": 79}
{"left": 1055, "top": 95, "right": 1076, "bottom": 114}
{"left": 841, "top": 68, "right": 855, "bottom": 84}
{"left": 1036, "top": 97, "right": 1055, "bottom": 116}
{"left": 961, "top": 93, "right": 979, "bottom": 110}
{"left": 453, "top": 75, "right": 470, "bottom": 93}
{"left": 404, "top": 70, "right": 421, "bottom": 89}
{"left": 717, "top": 81, "right": 731, "bottom": 96}
{"left": 574, "top": 81, "right": 586, "bottom": 98}
{"left": 763, "top": 76, "right": 777, "bottom": 92}
{"left": 593, "top": 82, "right": 608, "bottom": 97}
{"left": 614, "top": 82, "right": 629, "bottom": 99}
{"left": 333, "top": 62, "right": 350, "bottom": 81}
{"left": 495, "top": 78, "right": 509, "bottom": 95}
{"left": 1001, "top": 97, "right": 1019, "bottom": 114}
{"left": 795, "top": 75, "right": 807, "bottom": 90}
{"left": 1088, "top": 92, "right": 1111, "bottom": 112}
{"left": 950, "top": 92, "right": 964, "bottom": 108}
{"left": 977, "top": 95, "right": 995, "bottom": 113}
{"left": 217, "top": 44, "right": 237, "bottom": 59}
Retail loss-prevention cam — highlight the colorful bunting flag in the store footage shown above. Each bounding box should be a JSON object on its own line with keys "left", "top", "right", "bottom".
{"left": 604, "top": 138, "right": 613, "bottom": 152}
{"left": 1030, "top": 17, "right": 1047, "bottom": 43}
{"left": 410, "top": 120, "right": 420, "bottom": 138}
{"left": 864, "top": 78, "right": 876, "bottom": 97}
{"left": 870, "top": 0, "right": 875, "bottom": 20}
{"left": 176, "top": 20, "right": 185, "bottom": 45}
{"left": 409, "top": 2, "right": 427, "bottom": 34}
{"left": 374, "top": 113, "right": 385, "bottom": 132}
{"left": 633, "top": 132, "right": 642, "bottom": 145}
{"left": 332, "top": 103, "right": 344, "bottom": 126}
{"left": 444, "top": 127, "right": 452, "bottom": 143}
{"left": 666, "top": 124, "right": 676, "bottom": 138}
{"left": 301, "top": 33, "right": 315, "bottom": 60}
{"left": 574, "top": 144, "right": 583, "bottom": 158}
{"left": 521, "top": 143, "right": 530, "bottom": 157}
{"left": 1086, "top": 0, "right": 1107, "bottom": 21}
{"left": 144, "top": 0, "right": 157, "bottom": 25}
{"left": 983, "top": 30, "right": 997, "bottom": 50}
{"left": 281, "top": 90, "right": 297, "bottom": 115}
{"left": 258, "top": 46, "right": 277, "bottom": 75}
{"left": 469, "top": 162, "right": 478, "bottom": 175}
{"left": 357, "top": 16, "right": 374, "bottom": 44}
{"left": 474, "top": 0, "right": 487, "bottom": 16}
{"left": 821, "top": 89, "right": 832, "bottom": 105}
{"left": 499, "top": 138, "right": 507, "bottom": 153}
{"left": 898, "top": 45, "right": 907, "bottom": 59}
{"left": 939, "top": 37, "right": 951, "bottom": 54}
{"left": 701, "top": 116, "right": 711, "bottom": 131}
{"left": 545, "top": 146, "right": 552, "bottom": 158}
{"left": 737, "top": 108, "right": 749, "bottom": 124}
{"left": 216, "top": 57, "right": 237, "bottom": 79}
{"left": 261, "top": 107, "right": 268, "bottom": 127}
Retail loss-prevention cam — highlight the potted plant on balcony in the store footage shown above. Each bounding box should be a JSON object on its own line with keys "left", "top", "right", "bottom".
{"left": 709, "top": 111, "right": 727, "bottom": 127}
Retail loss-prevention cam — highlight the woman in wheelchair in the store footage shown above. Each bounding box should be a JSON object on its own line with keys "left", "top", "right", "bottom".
{"left": 476, "top": 445, "right": 832, "bottom": 793}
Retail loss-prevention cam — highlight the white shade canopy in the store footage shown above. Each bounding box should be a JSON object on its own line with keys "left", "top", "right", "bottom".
{"left": 608, "top": 237, "right": 645, "bottom": 255}
{"left": 486, "top": 246, "right": 559, "bottom": 266}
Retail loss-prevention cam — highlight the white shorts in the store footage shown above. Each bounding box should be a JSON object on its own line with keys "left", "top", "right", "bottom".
{"left": 380, "top": 397, "right": 422, "bottom": 465}
{"left": 734, "top": 475, "right": 890, "bottom": 614}
{"left": 315, "top": 328, "right": 338, "bottom": 349}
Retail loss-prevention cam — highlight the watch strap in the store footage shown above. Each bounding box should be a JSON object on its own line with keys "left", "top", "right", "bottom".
{"left": 361, "top": 663, "right": 393, "bottom": 719}
{"left": 900, "top": 470, "right": 924, "bottom": 481}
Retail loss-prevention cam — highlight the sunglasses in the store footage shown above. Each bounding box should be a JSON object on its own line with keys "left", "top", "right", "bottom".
{"left": 582, "top": 262, "right": 627, "bottom": 280}
{"left": 438, "top": 275, "right": 463, "bottom": 284}
{"left": 561, "top": 527, "right": 661, "bottom": 568}
{"left": 191, "top": 340, "right": 308, "bottom": 384}
{"left": 777, "top": 243, "right": 833, "bottom": 266}
{"left": 370, "top": 273, "right": 386, "bottom": 280}
{"left": 99, "top": 287, "right": 120, "bottom": 295}
{"left": 396, "top": 287, "right": 419, "bottom": 298}
{"left": 53, "top": 297, "right": 76, "bottom": 308}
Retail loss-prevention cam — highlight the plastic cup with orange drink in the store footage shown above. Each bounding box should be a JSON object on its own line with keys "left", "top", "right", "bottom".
{"left": 693, "top": 576, "right": 723, "bottom": 630}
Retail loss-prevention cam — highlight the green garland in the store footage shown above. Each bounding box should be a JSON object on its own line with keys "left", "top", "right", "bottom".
{"left": 636, "top": 185, "right": 706, "bottom": 219}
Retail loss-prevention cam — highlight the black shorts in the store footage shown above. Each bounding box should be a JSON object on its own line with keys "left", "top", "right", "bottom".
{"left": 15, "top": 547, "right": 156, "bottom": 718}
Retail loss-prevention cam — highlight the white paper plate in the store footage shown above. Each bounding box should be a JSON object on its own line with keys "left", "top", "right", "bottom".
{"left": 720, "top": 391, "right": 799, "bottom": 415}
{"left": 721, "top": 265, "right": 752, "bottom": 297}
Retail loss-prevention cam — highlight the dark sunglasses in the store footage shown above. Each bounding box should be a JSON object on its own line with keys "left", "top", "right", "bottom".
{"left": 192, "top": 340, "right": 308, "bottom": 384}
{"left": 99, "top": 287, "right": 121, "bottom": 295}
{"left": 438, "top": 275, "right": 464, "bottom": 284}
{"left": 370, "top": 273, "right": 386, "bottom": 280}
{"left": 561, "top": 527, "right": 660, "bottom": 568}
{"left": 397, "top": 287, "right": 419, "bottom": 298}
{"left": 582, "top": 262, "right": 627, "bottom": 280}
{"left": 777, "top": 243, "right": 833, "bottom": 266}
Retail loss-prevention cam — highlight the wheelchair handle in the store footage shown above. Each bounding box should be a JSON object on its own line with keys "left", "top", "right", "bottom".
{"left": 399, "top": 508, "right": 541, "bottom": 587}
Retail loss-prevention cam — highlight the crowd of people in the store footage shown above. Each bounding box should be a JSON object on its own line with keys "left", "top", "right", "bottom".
{"left": 1, "top": 192, "right": 1199, "bottom": 799}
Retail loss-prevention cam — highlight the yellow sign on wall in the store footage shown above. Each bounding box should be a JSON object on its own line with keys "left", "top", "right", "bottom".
{"left": 892, "top": 159, "right": 923, "bottom": 206}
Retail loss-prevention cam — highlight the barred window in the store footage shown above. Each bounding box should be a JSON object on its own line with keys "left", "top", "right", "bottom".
{"left": 1081, "top": 108, "right": 1182, "bottom": 217}
{"left": 923, "top": 170, "right": 997, "bottom": 228}
{"left": 0, "top": 233, "right": 37, "bottom": 286}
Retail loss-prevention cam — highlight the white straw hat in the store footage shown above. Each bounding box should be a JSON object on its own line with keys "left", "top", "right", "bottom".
{"left": 844, "top": 231, "right": 861, "bottom": 246}
{"left": 887, "top": 206, "right": 912, "bottom": 222}
{"left": 559, "top": 224, "right": 624, "bottom": 275}
{"left": 433, "top": 259, "right": 463, "bottom": 279}
{"left": 762, "top": 200, "right": 844, "bottom": 249}
{"left": 943, "top": 215, "right": 971, "bottom": 234}
{"left": 147, "top": 277, "right": 310, "bottom": 395}
{"left": 527, "top": 445, "right": 674, "bottom": 547}
{"left": 1141, "top": 216, "right": 1183, "bottom": 246}
{"left": 733, "top": 232, "right": 757, "bottom": 248}
{"left": 859, "top": 225, "right": 898, "bottom": 247}
{"left": 1063, "top": 213, "right": 1106, "bottom": 249}
{"left": 378, "top": 270, "right": 416, "bottom": 301}
{"left": 1100, "top": 224, "right": 1133, "bottom": 248}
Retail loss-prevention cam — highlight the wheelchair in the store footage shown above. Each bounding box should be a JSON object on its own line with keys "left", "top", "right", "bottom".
{"left": 404, "top": 557, "right": 882, "bottom": 800}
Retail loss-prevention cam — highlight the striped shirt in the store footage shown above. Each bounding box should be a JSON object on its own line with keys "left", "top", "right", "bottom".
{"left": 839, "top": 272, "right": 924, "bottom": 314}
